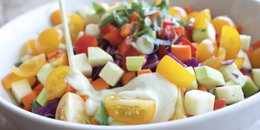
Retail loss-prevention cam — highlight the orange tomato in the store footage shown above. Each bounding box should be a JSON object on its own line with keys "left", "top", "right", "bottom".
{"left": 50, "top": 10, "right": 69, "bottom": 26}
{"left": 211, "top": 16, "right": 236, "bottom": 35}
{"left": 187, "top": 11, "right": 199, "bottom": 20}
{"left": 26, "top": 40, "right": 38, "bottom": 56}
{"left": 48, "top": 53, "right": 68, "bottom": 67}
{"left": 68, "top": 13, "right": 84, "bottom": 44}
{"left": 45, "top": 66, "right": 70, "bottom": 100}
{"left": 203, "top": 47, "right": 226, "bottom": 69}
{"left": 10, "top": 53, "right": 46, "bottom": 77}
{"left": 35, "top": 28, "right": 63, "bottom": 55}
{"left": 169, "top": 6, "right": 188, "bottom": 21}
{"left": 195, "top": 39, "right": 218, "bottom": 63}
{"left": 2, "top": 73, "right": 36, "bottom": 89}
{"left": 105, "top": 94, "right": 156, "bottom": 125}
{"left": 249, "top": 48, "right": 260, "bottom": 68}
{"left": 219, "top": 25, "right": 241, "bottom": 60}
{"left": 193, "top": 9, "right": 211, "bottom": 29}
{"left": 55, "top": 92, "right": 90, "bottom": 123}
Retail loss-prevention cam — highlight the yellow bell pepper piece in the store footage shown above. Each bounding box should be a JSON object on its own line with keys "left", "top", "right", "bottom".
{"left": 193, "top": 9, "right": 211, "bottom": 29}
{"left": 234, "top": 57, "right": 245, "bottom": 69}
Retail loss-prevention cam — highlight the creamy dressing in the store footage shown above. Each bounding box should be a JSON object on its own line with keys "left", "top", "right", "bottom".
{"left": 65, "top": 69, "right": 178, "bottom": 123}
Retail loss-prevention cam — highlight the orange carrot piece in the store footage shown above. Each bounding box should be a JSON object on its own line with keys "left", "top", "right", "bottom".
{"left": 121, "top": 71, "right": 136, "bottom": 86}
{"left": 252, "top": 40, "right": 260, "bottom": 50}
{"left": 184, "top": 5, "right": 192, "bottom": 14}
{"left": 92, "top": 118, "right": 100, "bottom": 125}
{"left": 33, "top": 84, "right": 44, "bottom": 92}
{"left": 22, "top": 91, "right": 40, "bottom": 111}
{"left": 191, "top": 43, "right": 199, "bottom": 49}
{"left": 198, "top": 85, "right": 207, "bottom": 92}
{"left": 120, "top": 23, "right": 132, "bottom": 37}
{"left": 81, "top": 95, "right": 89, "bottom": 102}
{"left": 236, "top": 25, "right": 242, "bottom": 34}
{"left": 149, "top": 11, "right": 161, "bottom": 24}
{"left": 174, "top": 26, "right": 186, "bottom": 35}
{"left": 91, "top": 78, "right": 110, "bottom": 91}
{"left": 137, "top": 69, "right": 152, "bottom": 76}
{"left": 129, "top": 12, "right": 139, "bottom": 23}
{"left": 171, "top": 45, "right": 192, "bottom": 61}
{"left": 47, "top": 51, "right": 58, "bottom": 60}
{"left": 65, "top": 83, "right": 77, "bottom": 93}
{"left": 244, "top": 47, "right": 253, "bottom": 57}
{"left": 88, "top": 78, "right": 92, "bottom": 83}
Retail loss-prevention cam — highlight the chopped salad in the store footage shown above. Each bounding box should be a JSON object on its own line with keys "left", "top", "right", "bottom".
{"left": 2, "top": 0, "right": 260, "bottom": 126}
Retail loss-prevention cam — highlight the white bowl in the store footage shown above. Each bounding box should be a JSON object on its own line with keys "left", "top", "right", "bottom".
{"left": 0, "top": 0, "right": 260, "bottom": 129}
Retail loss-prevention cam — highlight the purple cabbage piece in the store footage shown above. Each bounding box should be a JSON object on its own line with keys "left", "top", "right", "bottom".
{"left": 198, "top": 63, "right": 205, "bottom": 67}
{"left": 240, "top": 68, "right": 252, "bottom": 75}
{"left": 167, "top": 53, "right": 187, "bottom": 68}
{"left": 221, "top": 59, "right": 235, "bottom": 66}
{"left": 34, "top": 97, "right": 60, "bottom": 118}
{"left": 185, "top": 57, "right": 199, "bottom": 68}
{"left": 108, "top": 60, "right": 114, "bottom": 63}
{"left": 92, "top": 66, "right": 104, "bottom": 81}
{"left": 174, "top": 41, "right": 182, "bottom": 45}
{"left": 216, "top": 85, "right": 224, "bottom": 87}
{"left": 163, "top": 34, "right": 171, "bottom": 41}
{"left": 115, "top": 60, "right": 122, "bottom": 67}
{"left": 232, "top": 73, "right": 239, "bottom": 78}
{"left": 142, "top": 54, "right": 159, "bottom": 70}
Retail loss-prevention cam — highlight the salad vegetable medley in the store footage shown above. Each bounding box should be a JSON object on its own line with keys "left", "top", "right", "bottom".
{"left": 2, "top": 0, "right": 260, "bottom": 125}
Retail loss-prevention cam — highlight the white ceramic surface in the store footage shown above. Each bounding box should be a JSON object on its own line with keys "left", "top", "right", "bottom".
{"left": 0, "top": 0, "right": 260, "bottom": 130}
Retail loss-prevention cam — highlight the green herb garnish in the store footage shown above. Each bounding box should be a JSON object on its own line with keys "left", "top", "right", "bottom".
{"left": 93, "top": 2, "right": 106, "bottom": 14}
{"left": 30, "top": 99, "right": 42, "bottom": 113}
{"left": 84, "top": 117, "right": 91, "bottom": 124}
{"left": 96, "top": 101, "right": 109, "bottom": 125}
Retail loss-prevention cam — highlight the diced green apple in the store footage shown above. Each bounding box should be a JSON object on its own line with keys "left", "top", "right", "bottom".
{"left": 218, "top": 63, "right": 238, "bottom": 78}
{"left": 126, "top": 56, "right": 144, "bottom": 71}
{"left": 11, "top": 79, "right": 32, "bottom": 104}
{"left": 185, "top": 67, "right": 198, "bottom": 91}
{"left": 242, "top": 75, "right": 259, "bottom": 97}
{"left": 224, "top": 69, "right": 247, "bottom": 87}
{"left": 192, "top": 23, "right": 216, "bottom": 43}
{"left": 36, "top": 63, "right": 56, "bottom": 85}
{"left": 88, "top": 47, "right": 113, "bottom": 67}
{"left": 194, "top": 66, "right": 225, "bottom": 90}
{"left": 236, "top": 50, "right": 252, "bottom": 70}
{"left": 239, "top": 35, "right": 251, "bottom": 51}
{"left": 36, "top": 87, "right": 50, "bottom": 106}
{"left": 224, "top": 80, "right": 236, "bottom": 86}
{"left": 252, "top": 69, "right": 260, "bottom": 88}
{"left": 215, "top": 85, "right": 244, "bottom": 104}
{"left": 184, "top": 90, "right": 215, "bottom": 115}
{"left": 74, "top": 53, "right": 92, "bottom": 78}
{"left": 99, "top": 61, "right": 125, "bottom": 86}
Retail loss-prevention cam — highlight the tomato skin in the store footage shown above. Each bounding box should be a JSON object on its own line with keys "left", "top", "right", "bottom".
{"left": 169, "top": 6, "right": 188, "bottom": 21}
{"left": 158, "top": 25, "right": 176, "bottom": 40}
{"left": 117, "top": 36, "right": 139, "bottom": 57}
{"left": 101, "top": 24, "right": 119, "bottom": 34}
{"left": 158, "top": 44, "right": 168, "bottom": 59}
{"left": 203, "top": 47, "right": 226, "bottom": 70}
{"left": 68, "top": 13, "right": 84, "bottom": 44}
{"left": 74, "top": 35, "right": 98, "bottom": 56}
{"left": 214, "top": 99, "right": 226, "bottom": 110}
{"left": 249, "top": 47, "right": 260, "bottom": 68}
{"left": 104, "top": 29, "right": 125, "bottom": 47}
{"left": 182, "top": 38, "right": 196, "bottom": 57}
{"left": 195, "top": 39, "right": 218, "bottom": 63}
{"left": 104, "top": 94, "right": 156, "bottom": 125}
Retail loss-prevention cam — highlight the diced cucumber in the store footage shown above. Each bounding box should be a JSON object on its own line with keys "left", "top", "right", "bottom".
{"left": 224, "top": 80, "right": 236, "bottom": 86}
{"left": 192, "top": 23, "right": 216, "bottom": 43}
{"left": 242, "top": 75, "right": 259, "bottom": 97}
{"left": 185, "top": 67, "right": 198, "bottom": 91}
{"left": 74, "top": 53, "right": 92, "bottom": 78}
{"left": 218, "top": 63, "right": 238, "bottom": 78}
{"left": 36, "top": 87, "right": 50, "bottom": 106}
{"left": 252, "top": 69, "right": 260, "bottom": 88}
{"left": 11, "top": 79, "right": 32, "bottom": 104}
{"left": 99, "top": 61, "right": 125, "bottom": 86}
{"left": 88, "top": 47, "right": 113, "bottom": 67}
{"left": 184, "top": 90, "right": 215, "bottom": 115}
{"left": 126, "top": 56, "right": 144, "bottom": 71}
{"left": 36, "top": 63, "right": 56, "bottom": 85}
{"left": 111, "top": 120, "right": 128, "bottom": 125}
{"left": 194, "top": 66, "right": 225, "bottom": 90}
{"left": 215, "top": 85, "right": 244, "bottom": 104}
{"left": 236, "top": 50, "right": 252, "bottom": 70}
{"left": 225, "top": 69, "right": 247, "bottom": 87}
{"left": 239, "top": 35, "right": 251, "bottom": 51}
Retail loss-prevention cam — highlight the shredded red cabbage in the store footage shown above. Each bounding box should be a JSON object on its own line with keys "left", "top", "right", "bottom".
{"left": 174, "top": 41, "right": 182, "bottom": 45}
{"left": 221, "top": 59, "right": 234, "bottom": 66}
{"left": 216, "top": 85, "right": 224, "bottom": 87}
{"left": 163, "top": 34, "right": 171, "bottom": 41}
{"left": 34, "top": 97, "right": 60, "bottom": 118}
{"left": 185, "top": 57, "right": 199, "bottom": 68}
{"left": 142, "top": 54, "right": 159, "bottom": 70}
{"left": 167, "top": 53, "right": 187, "bottom": 68}
{"left": 232, "top": 73, "right": 239, "bottom": 78}
{"left": 240, "top": 68, "right": 252, "bottom": 75}
{"left": 198, "top": 63, "right": 205, "bottom": 66}
{"left": 92, "top": 66, "right": 104, "bottom": 80}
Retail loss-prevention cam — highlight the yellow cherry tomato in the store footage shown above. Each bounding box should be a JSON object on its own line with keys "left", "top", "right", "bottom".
{"left": 45, "top": 66, "right": 70, "bottom": 100}
{"left": 169, "top": 6, "right": 188, "bottom": 21}
{"left": 234, "top": 57, "right": 245, "bottom": 69}
{"left": 55, "top": 92, "right": 90, "bottom": 124}
{"left": 10, "top": 53, "right": 46, "bottom": 77}
{"left": 195, "top": 39, "right": 218, "bottom": 63}
{"left": 219, "top": 25, "right": 241, "bottom": 60}
{"left": 26, "top": 40, "right": 38, "bottom": 56}
{"left": 50, "top": 10, "right": 70, "bottom": 26}
{"left": 48, "top": 53, "right": 68, "bottom": 67}
{"left": 193, "top": 9, "right": 211, "bottom": 29}
{"left": 105, "top": 94, "right": 156, "bottom": 125}
{"left": 211, "top": 16, "right": 237, "bottom": 35}
{"left": 187, "top": 11, "right": 199, "bottom": 20}
{"left": 35, "top": 28, "right": 63, "bottom": 55}
{"left": 156, "top": 55, "right": 196, "bottom": 88}
{"left": 249, "top": 47, "right": 260, "bottom": 68}
{"left": 1, "top": 73, "right": 36, "bottom": 89}
{"left": 69, "top": 13, "right": 84, "bottom": 44}
{"left": 203, "top": 47, "right": 226, "bottom": 70}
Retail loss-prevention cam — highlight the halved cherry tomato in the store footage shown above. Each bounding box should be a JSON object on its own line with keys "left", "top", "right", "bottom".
{"left": 45, "top": 66, "right": 70, "bottom": 100}
{"left": 182, "top": 38, "right": 197, "bottom": 57}
{"left": 55, "top": 92, "right": 90, "bottom": 123}
{"left": 105, "top": 94, "right": 156, "bottom": 125}
{"left": 48, "top": 52, "right": 68, "bottom": 67}
{"left": 195, "top": 39, "right": 218, "bottom": 63}
{"left": 104, "top": 29, "right": 125, "bottom": 47}
{"left": 158, "top": 25, "right": 176, "bottom": 40}
{"left": 203, "top": 47, "right": 226, "bottom": 69}
{"left": 219, "top": 25, "right": 241, "bottom": 60}
{"left": 193, "top": 9, "right": 211, "bottom": 29}
{"left": 234, "top": 57, "right": 245, "bottom": 70}
{"left": 50, "top": 10, "right": 69, "bottom": 26}
{"left": 10, "top": 53, "right": 46, "bottom": 77}
{"left": 26, "top": 40, "right": 38, "bottom": 56}
{"left": 211, "top": 16, "right": 236, "bottom": 36}
{"left": 169, "top": 6, "right": 188, "bottom": 21}
{"left": 68, "top": 13, "right": 84, "bottom": 44}
{"left": 101, "top": 24, "right": 119, "bottom": 35}
{"left": 117, "top": 36, "right": 139, "bottom": 57}
{"left": 35, "top": 28, "right": 63, "bottom": 55}
{"left": 74, "top": 35, "right": 98, "bottom": 56}
{"left": 187, "top": 11, "right": 199, "bottom": 20}
{"left": 1, "top": 73, "right": 36, "bottom": 89}
{"left": 249, "top": 47, "right": 260, "bottom": 68}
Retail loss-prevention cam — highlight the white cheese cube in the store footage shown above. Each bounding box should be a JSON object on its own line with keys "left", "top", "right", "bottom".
{"left": 99, "top": 61, "right": 124, "bottom": 86}
{"left": 88, "top": 47, "right": 113, "bottom": 67}
{"left": 185, "top": 90, "right": 215, "bottom": 115}
{"left": 215, "top": 85, "right": 244, "bottom": 104}
{"left": 239, "top": 35, "right": 251, "bottom": 51}
{"left": 11, "top": 79, "right": 32, "bottom": 104}
{"left": 74, "top": 53, "right": 92, "bottom": 77}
